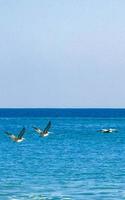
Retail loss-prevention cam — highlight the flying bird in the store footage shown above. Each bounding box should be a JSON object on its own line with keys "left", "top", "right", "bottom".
{"left": 33, "top": 121, "right": 51, "bottom": 137}
{"left": 4, "top": 127, "right": 26, "bottom": 142}
{"left": 98, "top": 128, "right": 117, "bottom": 133}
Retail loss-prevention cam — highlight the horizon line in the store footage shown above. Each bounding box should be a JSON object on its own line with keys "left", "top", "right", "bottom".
{"left": 0, "top": 107, "right": 125, "bottom": 109}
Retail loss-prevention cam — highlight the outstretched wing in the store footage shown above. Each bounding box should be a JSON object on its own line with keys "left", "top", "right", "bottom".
{"left": 43, "top": 121, "right": 51, "bottom": 133}
{"left": 4, "top": 131, "right": 12, "bottom": 136}
{"left": 33, "top": 126, "right": 43, "bottom": 134}
{"left": 18, "top": 127, "right": 26, "bottom": 139}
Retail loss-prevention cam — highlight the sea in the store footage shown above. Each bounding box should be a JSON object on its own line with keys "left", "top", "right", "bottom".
{"left": 0, "top": 108, "right": 125, "bottom": 200}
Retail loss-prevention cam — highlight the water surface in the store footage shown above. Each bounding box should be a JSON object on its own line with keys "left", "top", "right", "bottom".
{"left": 0, "top": 109, "right": 125, "bottom": 199}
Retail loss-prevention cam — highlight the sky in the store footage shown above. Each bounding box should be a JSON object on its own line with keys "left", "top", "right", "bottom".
{"left": 0, "top": 0, "right": 125, "bottom": 108}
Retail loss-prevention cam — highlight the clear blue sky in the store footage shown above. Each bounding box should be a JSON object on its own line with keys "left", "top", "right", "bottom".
{"left": 0, "top": 0, "right": 125, "bottom": 108}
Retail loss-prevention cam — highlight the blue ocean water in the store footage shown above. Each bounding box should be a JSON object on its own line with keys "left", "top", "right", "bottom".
{"left": 0, "top": 109, "right": 125, "bottom": 200}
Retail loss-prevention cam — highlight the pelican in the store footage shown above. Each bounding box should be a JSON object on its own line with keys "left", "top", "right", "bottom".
{"left": 5, "top": 127, "right": 26, "bottom": 142}
{"left": 98, "top": 128, "right": 117, "bottom": 133}
{"left": 33, "top": 121, "right": 51, "bottom": 137}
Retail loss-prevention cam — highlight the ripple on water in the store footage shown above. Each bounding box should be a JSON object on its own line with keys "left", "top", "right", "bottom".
{"left": 9, "top": 194, "right": 72, "bottom": 200}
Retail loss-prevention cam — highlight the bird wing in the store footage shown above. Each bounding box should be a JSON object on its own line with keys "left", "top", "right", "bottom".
{"left": 43, "top": 121, "right": 51, "bottom": 133}
{"left": 33, "top": 126, "right": 43, "bottom": 134}
{"left": 4, "top": 132, "right": 16, "bottom": 140}
{"left": 18, "top": 127, "right": 26, "bottom": 139}
{"left": 4, "top": 131, "right": 12, "bottom": 136}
